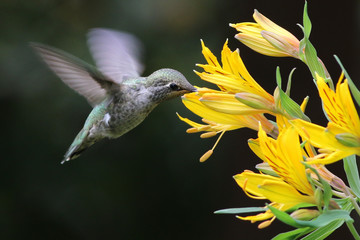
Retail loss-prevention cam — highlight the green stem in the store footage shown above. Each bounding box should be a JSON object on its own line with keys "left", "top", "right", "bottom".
{"left": 349, "top": 194, "right": 360, "bottom": 217}
{"left": 346, "top": 221, "right": 360, "bottom": 240}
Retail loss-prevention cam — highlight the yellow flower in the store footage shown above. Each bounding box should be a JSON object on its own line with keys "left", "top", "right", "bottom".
{"left": 230, "top": 10, "right": 300, "bottom": 58}
{"left": 291, "top": 74, "right": 360, "bottom": 164}
{"left": 234, "top": 125, "right": 316, "bottom": 227}
{"left": 195, "top": 40, "right": 274, "bottom": 103}
{"left": 178, "top": 40, "right": 277, "bottom": 161}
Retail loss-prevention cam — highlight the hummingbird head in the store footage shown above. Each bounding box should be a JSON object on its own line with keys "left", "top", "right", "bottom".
{"left": 146, "top": 68, "right": 197, "bottom": 103}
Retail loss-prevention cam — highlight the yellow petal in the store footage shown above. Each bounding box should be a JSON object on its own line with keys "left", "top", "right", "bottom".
{"left": 253, "top": 10, "right": 299, "bottom": 46}
{"left": 233, "top": 171, "right": 279, "bottom": 198}
{"left": 291, "top": 119, "right": 360, "bottom": 164}
{"left": 248, "top": 138, "right": 267, "bottom": 162}
{"left": 256, "top": 124, "right": 314, "bottom": 195}
{"left": 235, "top": 33, "right": 290, "bottom": 57}
{"left": 338, "top": 79, "right": 360, "bottom": 136}
{"left": 197, "top": 41, "right": 274, "bottom": 103}
{"left": 276, "top": 126, "right": 313, "bottom": 195}
{"left": 182, "top": 95, "right": 245, "bottom": 128}
{"left": 259, "top": 180, "right": 316, "bottom": 206}
{"left": 317, "top": 76, "right": 360, "bottom": 136}
{"left": 291, "top": 119, "right": 342, "bottom": 151}
{"left": 200, "top": 40, "right": 221, "bottom": 68}
{"left": 231, "top": 10, "right": 299, "bottom": 58}
{"left": 200, "top": 93, "right": 264, "bottom": 115}
{"left": 237, "top": 210, "right": 274, "bottom": 222}
{"left": 177, "top": 113, "right": 229, "bottom": 132}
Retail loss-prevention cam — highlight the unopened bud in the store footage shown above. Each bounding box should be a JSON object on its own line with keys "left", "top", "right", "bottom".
{"left": 235, "top": 92, "right": 274, "bottom": 112}
{"left": 255, "top": 162, "right": 278, "bottom": 177}
{"left": 329, "top": 199, "right": 341, "bottom": 210}
{"left": 290, "top": 209, "right": 320, "bottom": 221}
{"left": 273, "top": 87, "right": 280, "bottom": 107}
{"left": 335, "top": 133, "right": 360, "bottom": 147}
{"left": 330, "top": 176, "right": 347, "bottom": 191}
{"left": 261, "top": 31, "right": 299, "bottom": 58}
{"left": 314, "top": 188, "right": 323, "bottom": 206}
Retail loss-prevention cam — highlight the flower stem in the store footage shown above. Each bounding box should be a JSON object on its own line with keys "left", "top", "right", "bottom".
{"left": 346, "top": 220, "right": 360, "bottom": 240}
{"left": 349, "top": 194, "right": 360, "bottom": 217}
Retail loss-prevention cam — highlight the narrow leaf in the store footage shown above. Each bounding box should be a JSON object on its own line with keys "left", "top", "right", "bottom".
{"left": 304, "top": 39, "right": 327, "bottom": 80}
{"left": 301, "top": 218, "right": 345, "bottom": 240}
{"left": 298, "top": 38, "right": 306, "bottom": 62}
{"left": 272, "top": 227, "right": 313, "bottom": 240}
{"left": 302, "top": 1, "right": 312, "bottom": 39}
{"left": 214, "top": 207, "right": 266, "bottom": 214}
{"left": 301, "top": 200, "right": 353, "bottom": 240}
{"left": 276, "top": 67, "right": 310, "bottom": 121}
{"left": 285, "top": 68, "right": 296, "bottom": 96}
{"left": 269, "top": 205, "right": 353, "bottom": 228}
{"left": 344, "top": 155, "right": 360, "bottom": 199}
{"left": 334, "top": 55, "right": 360, "bottom": 107}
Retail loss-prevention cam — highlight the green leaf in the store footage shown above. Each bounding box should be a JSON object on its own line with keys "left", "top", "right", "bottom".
{"left": 272, "top": 227, "right": 313, "bottom": 240}
{"left": 334, "top": 55, "right": 360, "bottom": 108}
{"left": 303, "top": 39, "right": 327, "bottom": 81}
{"left": 298, "top": 38, "right": 306, "bottom": 62}
{"left": 276, "top": 67, "right": 310, "bottom": 121}
{"left": 214, "top": 207, "right": 266, "bottom": 214}
{"left": 302, "top": 1, "right": 312, "bottom": 39}
{"left": 344, "top": 155, "right": 360, "bottom": 199}
{"left": 268, "top": 205, "right": 353, "bottom": 228}
{"left": 303, "top": 163, "right": 331, "bottom": 210}
{"left": 333, "top": 197, "right": 352, "bottom": 208}
{"left": 285, "top": 202, "right": 317, "bottom": 213}
{"left": 285, "top": 68, "right": 296, "bottom": 95}
{"left": 320, "top": 174, "right": 332, "bottom": 211}
{"left": 301, "top": 218, "right": 345, "bottom": 240}
{"left": 301, "top": 200, "right": 353, "bottom": 240}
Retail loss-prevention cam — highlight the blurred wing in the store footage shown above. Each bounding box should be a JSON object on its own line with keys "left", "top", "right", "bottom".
{"left": 87, "top": 28, "right": 144, "bottom": 83}
{"left": 32, "top": 43, "right": 115, "bottom": 106}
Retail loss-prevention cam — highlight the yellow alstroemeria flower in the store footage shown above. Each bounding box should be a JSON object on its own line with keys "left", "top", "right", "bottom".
{"left": 179, "top": 40, "right": 275, "bottom": 131}
{"left": 234, "top": 125, "right": 316, "bottom": 228}
{"left": 179, "top": 88, "right": 275, "bottom": 162}
{"left": 195, "top": 40, "right": 274, "bottom": 104}
{"left": 292, "top": 74, "right": 360, "bottom": 165}
{"left": 230, "top": 10, "right": 300, "bottom": 58}
{"left": 178, "top": 40, "right": 277, "bottom": 161}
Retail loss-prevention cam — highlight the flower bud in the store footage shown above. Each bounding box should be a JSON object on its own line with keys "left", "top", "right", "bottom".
{"left": 335, "top": 133, "right": 360, "bottom": 147}
{"left": 235, "top": 92, "right": 274, "bottom": 112}
{"left": 290, "top": 209, "right": 320, "bottom": 221}
{"left": 230, "top": 10, "right": 300, "bottom": 58}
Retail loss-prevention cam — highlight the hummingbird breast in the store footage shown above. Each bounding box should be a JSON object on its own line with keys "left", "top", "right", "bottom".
{"left": 98, "top": 86, "right": 157, "bottom": 139}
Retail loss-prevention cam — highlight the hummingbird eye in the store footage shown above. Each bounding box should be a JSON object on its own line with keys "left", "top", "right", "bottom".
{"left": 169, "top": 83, "right": 181, "bottom": 91}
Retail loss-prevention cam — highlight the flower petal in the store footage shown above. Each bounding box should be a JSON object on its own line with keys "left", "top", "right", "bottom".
{"left": 200, "top": 93, "right": 264, "bottom": 115}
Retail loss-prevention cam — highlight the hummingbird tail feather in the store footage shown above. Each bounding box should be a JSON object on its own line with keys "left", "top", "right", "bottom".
{"left": 62, "top": 128, "right": 94, "bottom": 163}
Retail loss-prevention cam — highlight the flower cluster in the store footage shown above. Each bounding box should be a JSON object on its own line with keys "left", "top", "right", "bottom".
{"left": 178, "top": 2, "right": 360, "bottom": 239}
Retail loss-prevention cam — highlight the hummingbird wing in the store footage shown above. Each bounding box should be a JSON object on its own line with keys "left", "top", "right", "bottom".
{"left": 87, "top": 28, "right": 144, "bottom": 83}
{"left": 31, "top": 43, "right": 115, "bottom": 106}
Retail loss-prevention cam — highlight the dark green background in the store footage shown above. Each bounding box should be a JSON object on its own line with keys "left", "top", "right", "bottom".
{"left": 1, "top": 0, "right": 359, "bottom": 239}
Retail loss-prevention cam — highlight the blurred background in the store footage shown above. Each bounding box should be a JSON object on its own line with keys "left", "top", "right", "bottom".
{"left": 1, "top": 0, "right": 359, "bottom": 239}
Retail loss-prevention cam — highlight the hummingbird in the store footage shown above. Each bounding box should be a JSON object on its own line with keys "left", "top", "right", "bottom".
{"left": 32, "top": 28, "right": 196, "bottom": 163}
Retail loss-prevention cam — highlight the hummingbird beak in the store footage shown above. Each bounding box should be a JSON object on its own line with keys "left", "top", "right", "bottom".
{"left": 190, "top": 86, "right": 198, "bottom": 92}
{"left": 185, "top": 85, "right": 197, "bottom": 93}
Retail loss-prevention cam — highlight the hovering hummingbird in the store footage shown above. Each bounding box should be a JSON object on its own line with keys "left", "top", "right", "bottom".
{"left": 32, "top": 28, "right": 196, "bottom": 163}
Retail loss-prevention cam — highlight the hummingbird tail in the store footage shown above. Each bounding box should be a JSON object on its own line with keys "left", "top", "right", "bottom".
{"left": 62, "top": 128, "right": 95, "bottom": 164}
